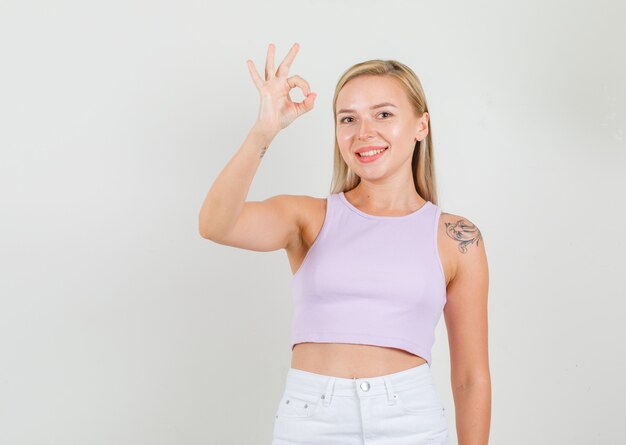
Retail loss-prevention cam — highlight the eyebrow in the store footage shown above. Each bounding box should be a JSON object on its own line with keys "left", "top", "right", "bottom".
{"left": 336, "top": 102, "right": 398, "bottom": 115}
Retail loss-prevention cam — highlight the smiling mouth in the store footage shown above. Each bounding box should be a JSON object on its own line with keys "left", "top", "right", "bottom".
{"left": 356, "top": 146, "right": 389, "bottom": 157}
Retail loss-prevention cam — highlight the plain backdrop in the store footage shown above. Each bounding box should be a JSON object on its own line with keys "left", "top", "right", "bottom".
{"left": 1, "top": 0, "right": 625, "bottom": 444}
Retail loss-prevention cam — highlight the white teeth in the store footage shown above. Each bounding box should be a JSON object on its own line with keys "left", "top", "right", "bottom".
{"left": 358, "top": 147, "right": 387, "bottom": 157}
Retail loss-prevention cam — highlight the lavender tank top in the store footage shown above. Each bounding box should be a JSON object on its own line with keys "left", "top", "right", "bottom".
{"left": 291, "top": 191, "right": 447, "bottom": 367}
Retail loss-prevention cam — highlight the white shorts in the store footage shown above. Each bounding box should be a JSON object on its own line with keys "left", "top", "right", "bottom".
{"left": 271, "top": 362, "right": 450, "bottom": 444}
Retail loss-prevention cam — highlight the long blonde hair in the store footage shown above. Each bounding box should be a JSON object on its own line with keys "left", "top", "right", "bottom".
{"left": 329, "top": 60, "right": 439, "bottom": 206}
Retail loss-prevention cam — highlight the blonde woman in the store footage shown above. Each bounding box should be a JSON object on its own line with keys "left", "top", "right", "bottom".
{"left": 199, "top": 42, "right": 491, "bottom": 445}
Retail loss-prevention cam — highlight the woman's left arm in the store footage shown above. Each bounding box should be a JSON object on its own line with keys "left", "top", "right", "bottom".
{"left": 440, "top": 213, "right": 491, "bottom": 445}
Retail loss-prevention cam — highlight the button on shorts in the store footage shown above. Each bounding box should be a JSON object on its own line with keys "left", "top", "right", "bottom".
{"left": 272, "top": 362, "right": 450, "bottom": 444}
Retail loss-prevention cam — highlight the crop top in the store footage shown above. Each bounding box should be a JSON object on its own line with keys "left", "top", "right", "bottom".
{"left": 290, "top": 191, "right": 447, "bottom": 367}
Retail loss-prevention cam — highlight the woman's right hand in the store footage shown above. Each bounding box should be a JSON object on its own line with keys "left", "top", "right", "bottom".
{"left": 246, "top": 42, "right": 316, "bottom": 135}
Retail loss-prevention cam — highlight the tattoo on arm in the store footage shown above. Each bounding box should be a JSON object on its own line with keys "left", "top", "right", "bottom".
{"left": 260, "top": 145, "right": 269, "bottom": 158}
{"left": 442, "top": 214, "right": 482, "bottom": 254}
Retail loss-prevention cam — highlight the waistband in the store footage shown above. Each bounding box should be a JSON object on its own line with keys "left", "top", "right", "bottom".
{"left": 284, "top": 363, "right": 433, "bottom": 406}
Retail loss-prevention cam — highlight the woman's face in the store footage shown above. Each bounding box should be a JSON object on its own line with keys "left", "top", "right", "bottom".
{"left": 335, "top": 75, "right": 428, "bottom": 182}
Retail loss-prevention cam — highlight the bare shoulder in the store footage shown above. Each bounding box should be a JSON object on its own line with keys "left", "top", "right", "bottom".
{"left": 439, "top": 211, "right": 484, "bottom": 254}
{"left": 273, "top": 194, "right": 325, "bottom": 218}
{"left": 270, "top": 194, "right": 327, "bottom": 249}
{"left": 269, "top": 193, "right": 323, "bottom": 209}
{"left": 437, "top": 210, "right": 487, "bottom": 284}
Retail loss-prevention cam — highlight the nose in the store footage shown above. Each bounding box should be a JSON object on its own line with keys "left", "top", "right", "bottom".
{"left": 357, "top": 120, "right": 376, "bottom": 141}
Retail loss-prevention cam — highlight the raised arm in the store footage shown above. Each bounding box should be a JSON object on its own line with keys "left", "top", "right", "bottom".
{"left": 198, "top": 42, "right": 316, "bottom": 252}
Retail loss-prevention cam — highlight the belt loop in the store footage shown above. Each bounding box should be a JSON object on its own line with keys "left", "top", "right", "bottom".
{"left": 322, "top": 377, "right": 336, "bottom": 407}
{"left": 383, "top": 376, "right": 397, "bottom": 405}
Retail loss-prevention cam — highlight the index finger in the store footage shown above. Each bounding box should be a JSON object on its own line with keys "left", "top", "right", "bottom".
{"left": 276, "top": 42, "right": 300, "bottom": 78}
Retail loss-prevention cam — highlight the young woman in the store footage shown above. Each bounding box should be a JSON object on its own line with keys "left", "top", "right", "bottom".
{"left": 199, "top": 42, "right": 491, "bottom": 445}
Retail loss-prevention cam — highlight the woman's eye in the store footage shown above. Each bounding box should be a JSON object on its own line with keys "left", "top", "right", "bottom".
{"left": 339, "top": 112, "right": 392, "bottom": 124}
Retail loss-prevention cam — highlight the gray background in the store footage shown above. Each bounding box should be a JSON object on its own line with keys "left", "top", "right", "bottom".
{"left": 1, "top": 0, "right": 624, "bottom": 443}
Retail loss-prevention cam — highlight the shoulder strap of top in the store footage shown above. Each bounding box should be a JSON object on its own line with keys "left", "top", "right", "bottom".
{"left": 324, "top": 192, "right": 337, "bottom": 222}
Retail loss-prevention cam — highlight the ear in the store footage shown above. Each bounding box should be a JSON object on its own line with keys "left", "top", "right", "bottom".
{"left": 415, "top": 111, "right": 429, "bottom": 142}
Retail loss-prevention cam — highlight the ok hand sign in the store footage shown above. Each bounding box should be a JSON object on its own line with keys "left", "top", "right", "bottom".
{"left": 246, "top": 43, "right": 317, "bottom": 135}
